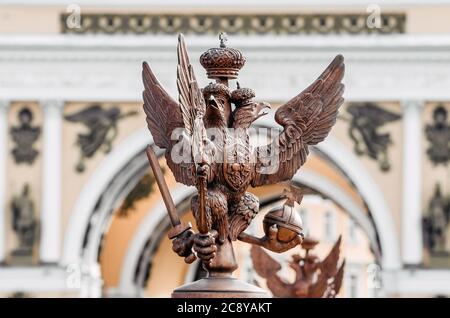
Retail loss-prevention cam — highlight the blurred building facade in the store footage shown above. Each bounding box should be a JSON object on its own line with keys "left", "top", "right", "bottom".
{"left": 0, "top": 0, "right": 450, "bottom": 297}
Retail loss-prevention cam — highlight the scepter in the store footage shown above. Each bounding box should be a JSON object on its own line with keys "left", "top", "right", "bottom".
{"left": 196, "top": 166, "right": 209, "bottom": 235}
{"left": 191, "top": 113, "right": 209, "bottom": 236}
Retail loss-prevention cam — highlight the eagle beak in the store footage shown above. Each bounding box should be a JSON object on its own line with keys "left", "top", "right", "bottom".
{"left": 208, "top": 96, "right": 220, "bottom": 111}
{"left": 256, "top": 102, "right": 271, "bottom": 119}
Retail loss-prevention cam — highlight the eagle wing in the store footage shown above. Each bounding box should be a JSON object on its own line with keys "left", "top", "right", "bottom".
{"left": 250, "top": 246, "right": 294, "bottom": 298}
{"left": 321, "top": 235, "right": 342, "bottom": 276}
{"left": 326, "top": 259, "right": 345, "bottom": 298}
{"left": 64, "top": 105, "right": 105, "bottom": 129}
{"left": 347, "top": 103, "right": 401, "bottom": 127}
{"left": 143, "top": 34, "right": 206, "bottom": 186}
{"left": 252, "top": 55, "right": 344, "bottom": 186}
{"left": 251, "top": 245, "right": 281, "bottom": 278}
{"left": 176, "top": 34, "right": 206, "bottom": 134}
{"left": 310, "top": 235, "right": 343, "bottom": 298}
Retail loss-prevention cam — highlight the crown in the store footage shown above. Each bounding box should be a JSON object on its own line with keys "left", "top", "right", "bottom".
{"left": 203, "top": 82, "right": 231, "bottom": 100}
{"left": 199, "top": 32, "right": 246, "bottom": 79}
{"left": 230, "top": 83, "right": 255, "bottom": 106}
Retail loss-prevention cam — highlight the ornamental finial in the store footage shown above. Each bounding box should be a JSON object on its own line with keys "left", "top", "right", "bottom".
{"left": 219, "top": 32, "right": 228, "bottom": 48}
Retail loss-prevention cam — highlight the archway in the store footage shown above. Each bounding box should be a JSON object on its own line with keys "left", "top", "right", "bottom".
{"left": 62, "top": 120, "right": 400, "bottom": 296}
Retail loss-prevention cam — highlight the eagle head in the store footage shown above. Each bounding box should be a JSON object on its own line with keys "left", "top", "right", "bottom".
{"left": 231, "top": 83, "right": 271, "bottom": 129}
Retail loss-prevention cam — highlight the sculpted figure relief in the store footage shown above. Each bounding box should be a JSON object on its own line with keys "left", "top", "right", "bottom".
{"left": 142, "top": 33, "right": 345, "bottom": 297}
{"left": 65, "top": 104, "right": 137, "bottom": 172}
{"left": 10, "top": 107, "right": 41, "bottom": 165}
{"left": 344, "top": 103, "right": 401, "bottom": 172}
{"left": 426, "top": 105, "right": 450, "bottom": 165}
{"left": 423, "top": 184, "right": 450, "bottom": 254}
{"left": 10, "top": 184, "right": 37, "bottom": 262}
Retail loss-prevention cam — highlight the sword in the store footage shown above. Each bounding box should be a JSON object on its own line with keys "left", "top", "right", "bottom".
{"left": 145, "top": 145, "right": 196, "bottom": 263}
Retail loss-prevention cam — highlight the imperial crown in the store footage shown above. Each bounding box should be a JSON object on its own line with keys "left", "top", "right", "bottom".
{"left": 199, "top": 33, "right": 246, "bottom": 79}
{"left": 230, "top": 84, "right": 255, "bottom": 106}
{"left": 202, "top": 82, "right": 231, "bottom": 100}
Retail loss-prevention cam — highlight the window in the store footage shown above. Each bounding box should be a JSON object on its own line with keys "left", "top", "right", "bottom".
{"left": 349, "top": 274, "right": 359, "bottom": 298}
{"left": 299, "top": 208, "right": 308, "bottom": 235}
{"left": 348, "top": 218, "right": 358, "bottom": 244}
{"left": 324, "top": 211, "right": 335, "bottom": 241}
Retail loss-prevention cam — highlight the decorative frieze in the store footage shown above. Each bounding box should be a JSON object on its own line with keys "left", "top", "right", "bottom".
{"left": 61, "top": 13, "right": 406, "bottom": 35}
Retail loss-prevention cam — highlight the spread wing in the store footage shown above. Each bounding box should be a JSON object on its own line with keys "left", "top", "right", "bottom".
{"left": 143, "top": 34, "right": 205, "bottom": 186}
{"left": 250, "top": 246, "right": 294, "bottom": 297}
{"left": 252, "top": 55, "right": 344, "bottom": 186}
{"left": 326, "top": 259, "right": 345, "bottom": 298}
{"left": 250, "top": 245, "right": 281, "bottom": 278}
{"left": 176, "top": 34, "right": 206, "bottom": 134}
{"left": 310, "top": 235, "right": 342, "bottom": 298}
{"left": 321, "top": 235, "right": 342, "bottom": 275}
{"left": 65, "top": 105, "right": 104, "bottom": 129}
{"left": 347, "top": 103, "right": 401, "bottom": 126}
{"left": 309, "top": 271, "right": 329, "bottom": 298}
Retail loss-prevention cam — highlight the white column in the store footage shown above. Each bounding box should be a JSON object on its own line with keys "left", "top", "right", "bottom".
{"left": 0, "top": 100, "right": 9, "bottom": 264}
{"left": 401, "top": 100, "right": 424, "bottom": 266}
{"left": 40, "top": 100, "right": 64, "bottom": 263}
{"left": 80, "top": 262, "right": 103, "bottom": 298}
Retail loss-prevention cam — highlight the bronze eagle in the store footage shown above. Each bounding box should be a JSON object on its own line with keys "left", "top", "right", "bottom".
{"left": 251, "top": 236, "right": 345, "bottom": 298}
{"left": 142, "top": 34, "right": 344, "bottom": 261}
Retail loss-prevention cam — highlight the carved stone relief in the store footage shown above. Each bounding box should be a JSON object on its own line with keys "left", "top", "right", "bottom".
{"left": 425, "top": 105, "right": 450, "bottom": 166}
{"left": 342, "top": 103, "right": 401, "bottom": 172}
{"left": 10, "top": 184, "right": 38, "bottom": 265}
{"left": 61, "top": 13, "right": 406, "bottom": 35}
{"left": 423, "top": 184, "right": 450, "bottom": 256}
{"left": 117, "top": 171, "right": 159, "bottom": 217}
{"left": 64, "top": 104, "right": 137, "bottom": 172}
{"left": 10, "top": 107, "right": 41, "bottom": 165}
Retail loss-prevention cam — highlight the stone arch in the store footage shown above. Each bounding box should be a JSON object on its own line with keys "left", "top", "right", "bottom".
{"left": 62, "top": 120, "right": 400, "bottom": 296}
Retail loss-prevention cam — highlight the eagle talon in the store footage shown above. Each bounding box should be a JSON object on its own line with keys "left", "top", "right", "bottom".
{"left": 193, "top": 230, "right": 218, "bottom": 263}
{"left": 171, "top": 228, "right": 196, "bottom": 264}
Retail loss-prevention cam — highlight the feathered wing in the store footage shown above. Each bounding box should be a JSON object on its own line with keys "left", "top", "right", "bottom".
{"left": 176, "top": 34, "right": 206, "bottom": 134}
{"left": 309, "top": 271, "right": 329, "bottom": 298}
{"left": 251, "top": 245, "right": 281, "bottom": 278}
{"left": 326, "top": 259, "right": 345, "bottom": 298}
{"left": 252, "top": 55, "right": 345, "bottom": 186}
{"left": 228, "top": 193, "right": 259, "bottom": 240}
{"left": 347, "top": 103, "right": 401, "bottom": 127}
{"left": 321, "top": 235, "right": 342, "bottom": 275}
{"left": 142, "top": 39, "right": 199, "bottom": 186}
{"left": 64, "top": 105, "right": 104, "bottom": 128}
{"left": 143, "top": 34, "right": 209, "bottom": 185}
{"left": 310, "top": 235, "right": 342, "bottom": 298}
{"left": 250, "top": 246, "right": 293, "bottom": 297}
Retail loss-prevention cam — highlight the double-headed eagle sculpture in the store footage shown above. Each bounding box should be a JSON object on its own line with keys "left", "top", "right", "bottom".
{"left": 251, "top": 236, "right": 345, "bottom": 298}
{"left": 142, "top": 33, "right": 344, "bottom": 297}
